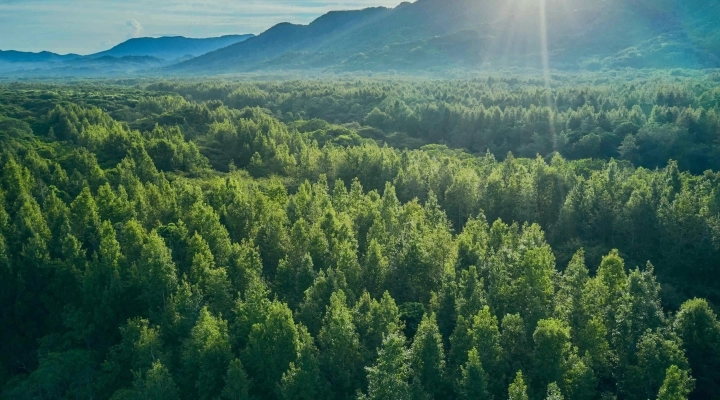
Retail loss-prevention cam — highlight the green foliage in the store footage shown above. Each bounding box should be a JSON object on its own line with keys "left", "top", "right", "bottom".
{"left": 658, "top": 365, "right": 694, "bottom": 400}
{"left": 318, "top": 291, "right": 364, "bottom": 400}
{"left": 363, "top": 332, "right": 412, "bottom": 400}
{"left": 2, "top": 79, "right": 720, "bottom": 400}
{"left": 532, "top": 318, "right": 571, "bottom": 394}
{"left": 546, "top": 382, "right": 564, "bottom": 400}
{"left": 673, "top": 299, "right": 720, "bottom": 398}
{"left": 410, "top": 313, "right": 446, "bottom": 399}
{"left": 243, "top": 301, "right": 299, "bottom": 400}
{"left": 132, "top": 361, "right": 180, "bottom": 400}
{"left": 509, "top": 371, "right": 529, "bottom": 400}
{"left": 458, "top": 348, "right": 489, "bottom": 400}
{"left": 182, "top": 307, "right": 233, "bottom": 400}
{"left": 280, "top": 327, "right": 330, "bottom": 400}
{"left": 222, "top": 359, "right": 252, "bottom": 400}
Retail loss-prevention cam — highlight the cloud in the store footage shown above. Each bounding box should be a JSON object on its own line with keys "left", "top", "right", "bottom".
{"left": 126, "top": 18, "right": 143, "bottom": 37}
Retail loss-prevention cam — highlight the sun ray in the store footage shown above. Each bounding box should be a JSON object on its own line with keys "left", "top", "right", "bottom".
{"left": 539, "top": 0, "right": 556, "bottom": 140}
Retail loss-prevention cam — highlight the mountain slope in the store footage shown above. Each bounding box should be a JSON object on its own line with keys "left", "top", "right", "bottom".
{"left": 89, "top": 34, "right": 254, "bottom": 61}
{"left": 172, "top": 0, "right": 720, "bottom": 73}
{"left": 173, "top": 7, "right": 391, "bottom": 71}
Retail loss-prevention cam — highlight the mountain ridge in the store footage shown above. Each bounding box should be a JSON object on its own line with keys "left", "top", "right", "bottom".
{"left": 170, "top": 0, "right": 720, "bottom": 74}
{"left": 89, "top": 34, "right": 254, "bottom": 61}
{"left": 0, "top": 34, "right": 254, "bottom": 76}
{"left": 3, "top": 0, "right": 720, "bottom": 76}
{"left": 0, "top": 50, "right": 81, "bottom": 63}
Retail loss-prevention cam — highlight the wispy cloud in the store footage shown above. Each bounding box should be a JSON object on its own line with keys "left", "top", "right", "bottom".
{"left": 0, "top": 0, "right": 404, "bottom": 54}
{"left": 126, "top": 18, "right": 143, "bottom": 38}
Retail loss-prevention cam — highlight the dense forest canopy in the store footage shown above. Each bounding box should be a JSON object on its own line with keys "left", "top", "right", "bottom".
{"left": 1, "top": 74, "right": 720, "bottom": 400}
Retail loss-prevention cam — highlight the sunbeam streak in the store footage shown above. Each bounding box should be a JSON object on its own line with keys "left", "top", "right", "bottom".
{"left": 539, "top": 0, "right": 556, "bottom": 139}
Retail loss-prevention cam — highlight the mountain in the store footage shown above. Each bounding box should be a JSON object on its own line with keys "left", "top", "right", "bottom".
{"left": 0, "top": 34, "right": 253, "bottom": 77}
{"left": 171, "top": 0, "right": 720, "bottom": 74}
{"left": 89, "top": 34, "right": 254, "bottom": 61}
{"left": 0, "top": 50, "right": 80, "bottom": 63}
{"left": 0, "top": 55, "right": 168, "bottom": 77}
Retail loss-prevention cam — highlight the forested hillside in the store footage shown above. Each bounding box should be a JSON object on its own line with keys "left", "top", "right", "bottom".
{"left": 172, "top": 0, "right": 720, "bottom": 73}
{"left": 1, "top": 76, "right": 720, "bottom": 400}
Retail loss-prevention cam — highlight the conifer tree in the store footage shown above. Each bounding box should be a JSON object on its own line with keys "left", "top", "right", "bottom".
{"left": 222, "top": 359, "right": 251, "bottom": 400}
{"left": 133, "top": 361, "right": 179, "bottom": 400}
{"left": 365, "top": 332, "right": 411, "bottom": 400}
{"left": 459, "top": 348, "right": 489, "bottom": 400}
{"left": 318, "top": 291, "right": 364, "bottom": 400}
{"left": 410, "top": 313, "right": 446, "bottom": 399}
{"left": 509, "top": 371, "right": 529, "bottom": 400}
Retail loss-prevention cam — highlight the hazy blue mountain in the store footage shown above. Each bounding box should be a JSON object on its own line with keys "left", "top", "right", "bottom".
{"left": 171, "top": 0, "right": 720, "bottom": 73}
{"left": 0, "top": 50, "right": 80, "bottom": 63}
{"left": 0, "top": 34, "right": 253, "bottom": 77}
{"left": 0, "top": 55, "right": 167, "bottom": 77}
{"left": 89, "top": 34, "right": 254, "bottom": 61}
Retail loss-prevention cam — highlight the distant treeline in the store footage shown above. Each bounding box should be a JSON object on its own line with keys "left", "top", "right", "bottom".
{"left": 140, "top": 72, "right": 720, "bottom": 173}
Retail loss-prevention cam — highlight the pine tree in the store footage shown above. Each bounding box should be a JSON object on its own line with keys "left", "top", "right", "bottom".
{"left": 501, "top": 314, "right": 528, "bottom": 388}
{"left": 83, "top": 220, "right": 124, "bottom": 338}
{"left": 280, "top": 327, "right": 330, "bottom": 400}
{"left": 318, "top": 291, "right": 364, "bottom": 400}
{"left": 597, "top": 250, "right": 627, "bottom": 303}
{"left": 182, "top": 307, "right": 233, "bottom": 400}
{"left": 546, "top": 382, "right": 564, "bottom": 400}
{"left": 133, "top": 361, "right": 179, "bottom": 400}
{"left": 243, "top": 301, "right": 299, "bottom": 399}
{"left": 532, "top": 319, "right": 571, "bottom": 395}
{"left": 459, "top": 348, "right": 489, "bottom": 400}
{"left": 354, "top": 291, "right": 402, "bottom": 365}
{"left": 410, "top": 313, "right": 446, "bottom": 399}
{"left": 554, "top": 250, "right": 589, "bottom": 333}
{"left": 139, "top": 231, "right": 178, "bottom": 315}
{"left": 365, "top": 332, "right": 411, "bottom": 400}
{"left": 222, "top": 359, "right": 251, "bottom": 400}
{"left": 363, "top": 239, "right": 389, "bottom": 298}
{"left": 469, "top": 306, "right": 503, "bottom": 397}
{"left": 509, "top": 371, "right": 529, "bottom": 400}
{"left": 70, "top": 187, "right": 102, "bottom": 257}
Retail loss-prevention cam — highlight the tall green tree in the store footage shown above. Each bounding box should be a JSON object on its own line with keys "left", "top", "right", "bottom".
{"left": 243, "top": 301, "right": 300, "bottom": 400}
{"left": 280, "top": 327, "right": 330, "bottom": 400}
{"left": 364, "top": 332, "right": 412, "bottom": 400}
{"left": 410, "top": 313, "right": 446, "bottom": 399}
{"left": 222, "top": 359, "right": 251, "bottom": 400}
{"left": 545, "top": 382, "right": 564, "bottom": 400}
{"left": 532, "top": 318, "right": 571, "bottom": 395}
{"left": 509, "top": 371, "right": 529, "bottom": 400}
{"left": 182, "top": 307, "right": 233, "bottom": 400}
{"left": 139, "top": 231, "right": 178, "bottom": 316}
{"left": 458, "top": 348, "right": 489, "bottom": 400}
{"left": 132, "top": 361, "right": 179, "bottom": 400}
{"left": 673, "top": 299, "right": 720, "bottom": 399}
{"left": 318, "top": 291, "right": 364, "bottom": 400}
{"left": 657, "top": 365, "right": 694, "bottom": 400}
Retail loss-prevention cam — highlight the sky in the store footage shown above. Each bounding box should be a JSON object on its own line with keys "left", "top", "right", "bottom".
{"left": 0, "top": 0, "right": 404, "bottom": 55}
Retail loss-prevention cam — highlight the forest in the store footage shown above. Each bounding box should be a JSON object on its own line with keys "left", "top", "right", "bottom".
{"left": 1, "top": 73, "right": 720, "bottom": 400}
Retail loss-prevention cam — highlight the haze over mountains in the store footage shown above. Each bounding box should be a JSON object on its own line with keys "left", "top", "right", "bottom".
{"left": 88, "top": 35, "right": 254, "bottom": 61}
{"left": 174, "top": 0, "right": 720, "bottom": 73}
{"left": 2, "top": 0, "right": 720, "bottom": 77}
{"left": 0, "top": 34, "right": 254, "bottom": 76}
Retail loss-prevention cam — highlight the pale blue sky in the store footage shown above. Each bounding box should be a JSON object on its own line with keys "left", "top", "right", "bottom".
{"left": 0, "top": 0, "right": 404, "bottom": 55}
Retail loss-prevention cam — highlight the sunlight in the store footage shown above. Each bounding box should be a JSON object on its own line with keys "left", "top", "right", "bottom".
{"left": 539, "top": 0, "right": 556, "bottom": 138}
